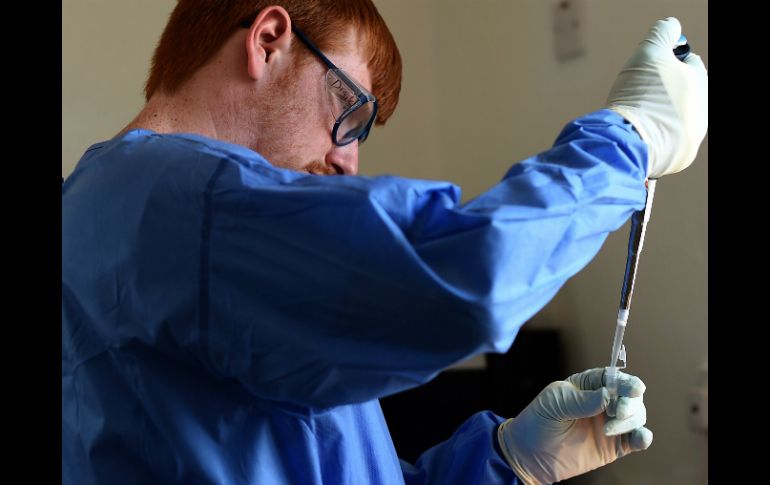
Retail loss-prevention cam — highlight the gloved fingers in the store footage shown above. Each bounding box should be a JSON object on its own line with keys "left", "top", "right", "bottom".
{"left": 604, "top": 397, "right": 646, "bottom": 436}
{"left": 614, "top": 371, "right": 646, "bottom": 398}
{"left": 615, "top": 395, "right": 644, "bottom": 420}
{"left": 644, "top": 17, "right": 682, "bottom": 49}
{"left": 568, "top": 368, "right": 645, "bottom": 396}
{"left": 596, "top": 369, "right": 646, "bottom": 397}
{"left": 620, "top": 426, "right": 654, "bottom": 454}
{"left": 550, "top": 383, "right": 610, "bottom": 420}
{"left": 683, "top": 52, "right": 707, "bottom": 74}
{"left": 566, "top": 367, "right": 606, "bottom": 391}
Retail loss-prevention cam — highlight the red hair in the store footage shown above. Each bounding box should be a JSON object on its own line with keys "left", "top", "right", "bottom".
{"left": 145, "top": 0, "right": 402, "bottom": 124}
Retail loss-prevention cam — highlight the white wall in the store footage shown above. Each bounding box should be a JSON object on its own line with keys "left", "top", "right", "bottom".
{"left": 62, "top": 0, "right": 175, "bottom": 177}
{"left": 63, "top": 1, "right": 707, "bottom": 484}
{"left": 374, "top": 2, "right": 707, "bottom": 484}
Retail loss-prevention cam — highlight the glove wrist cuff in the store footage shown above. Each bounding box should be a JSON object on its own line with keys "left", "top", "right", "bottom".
{"left": 497, "top": 419, "right": 544, "bottom": 485}
{"left": 606, "top": 105, "right": 655, "bottom": 178}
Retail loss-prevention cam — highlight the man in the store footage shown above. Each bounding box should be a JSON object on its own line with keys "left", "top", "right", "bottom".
{"left": 62, "top": 1, "right": 707, "bottom": 484}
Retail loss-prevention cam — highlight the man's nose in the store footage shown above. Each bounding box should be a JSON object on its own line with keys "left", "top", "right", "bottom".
{"left": 325, "top": 141, "right": 359, "bottom": 176}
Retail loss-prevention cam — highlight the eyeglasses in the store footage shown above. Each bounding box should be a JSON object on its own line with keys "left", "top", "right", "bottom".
{"left": 241, "top": 20, "right": 378, "bottom": 146}
{"left": 291, "top": 26, "right": 378, "bottom": 146}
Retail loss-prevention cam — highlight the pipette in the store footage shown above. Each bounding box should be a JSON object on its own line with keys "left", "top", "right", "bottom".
{"left": 605, "top": 179, "right": 656, "bottom": 416}
{"left": 604, "top": 33, "right": 691, "bottom": 417}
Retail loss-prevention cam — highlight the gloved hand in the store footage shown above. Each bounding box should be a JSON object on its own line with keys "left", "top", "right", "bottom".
{"left": 606, "top": 17, "right": 708, "bottom": 178}
{"left": 497, "top": 368, "right": 653, "bottom": 485}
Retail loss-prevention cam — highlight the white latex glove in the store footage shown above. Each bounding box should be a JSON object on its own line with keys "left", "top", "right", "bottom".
{"left": 606, "top": 17, "right": 708, "bottom": 178}
{"left": 497, "top": 368, "right": 653, "bottom": 485}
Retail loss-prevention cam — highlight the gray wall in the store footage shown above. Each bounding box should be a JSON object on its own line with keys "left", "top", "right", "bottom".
{"left": 62, "top": 1, "right": 708, "bottom": 484}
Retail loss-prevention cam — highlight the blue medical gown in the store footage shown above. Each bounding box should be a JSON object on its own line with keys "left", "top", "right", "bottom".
{"left": 62, "top": 110, "right": 648, "bottom": 484}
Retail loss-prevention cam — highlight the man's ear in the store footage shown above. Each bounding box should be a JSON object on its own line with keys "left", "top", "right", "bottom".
{"left": 245, "top": 6, "right": 293, "bottom": 81}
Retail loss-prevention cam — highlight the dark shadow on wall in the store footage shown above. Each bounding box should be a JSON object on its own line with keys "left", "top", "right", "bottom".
{"left": 380, "top": 328, "right": 573, "bottom": 481}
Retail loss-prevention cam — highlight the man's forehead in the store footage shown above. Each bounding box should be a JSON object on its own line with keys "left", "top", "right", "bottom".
{"left": 324, "top": 28, "right": 373, "bottom": 93}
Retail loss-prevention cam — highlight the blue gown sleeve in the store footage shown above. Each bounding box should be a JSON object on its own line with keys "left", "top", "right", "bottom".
{"left": 192, "top": 109, "right": 648, "bottom": 407}
{"left": 400, "top": 411, "right": 520, "bottom": 485}
{"left": 138, "top": 109, "right": 648, "bottom": 408}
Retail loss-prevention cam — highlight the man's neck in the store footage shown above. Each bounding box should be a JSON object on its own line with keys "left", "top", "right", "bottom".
{"left": 117, "top": 90, "right": 221, "bottom": 140}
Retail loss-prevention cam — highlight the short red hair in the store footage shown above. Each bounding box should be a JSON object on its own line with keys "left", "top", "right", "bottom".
{"left": 145, "top": 0, "right": 402, "bottom": 125}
